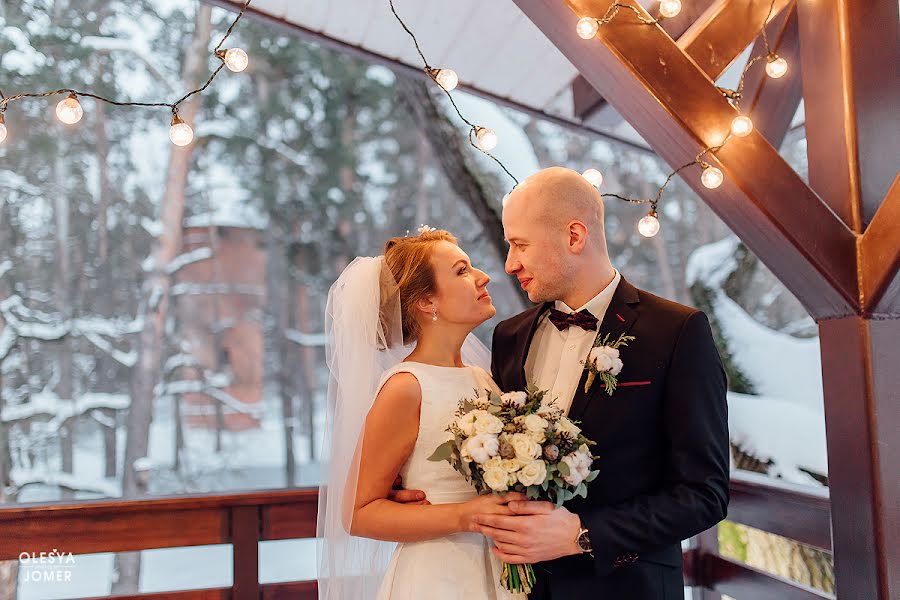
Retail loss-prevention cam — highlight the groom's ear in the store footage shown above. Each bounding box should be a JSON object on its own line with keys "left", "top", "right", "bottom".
{"left": 567, "top": 221, "right": 589, "bottom": 254}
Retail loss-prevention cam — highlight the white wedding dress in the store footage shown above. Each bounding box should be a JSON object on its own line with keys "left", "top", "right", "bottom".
{"left": 373, "top": 361, "right": 526, "bottom": 600}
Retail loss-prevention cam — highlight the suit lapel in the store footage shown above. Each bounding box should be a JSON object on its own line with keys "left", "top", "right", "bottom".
{"left": 510, "top": 301, "right": 553, "bottom": 390}
{"left": 567, "top": 278, "right": 641, "bottom": 423}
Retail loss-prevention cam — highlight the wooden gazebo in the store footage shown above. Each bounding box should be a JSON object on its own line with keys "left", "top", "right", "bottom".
{"left": 2, "top": 1, "right": 896, "bottom": 599}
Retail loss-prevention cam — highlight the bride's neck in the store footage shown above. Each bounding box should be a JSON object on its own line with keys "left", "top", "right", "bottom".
{"left": 406, "top": 327, "right": 470, "bottom": 368}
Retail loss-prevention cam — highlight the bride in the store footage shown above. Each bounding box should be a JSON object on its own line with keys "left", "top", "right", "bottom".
{"left": 317, "top": 228, "right": 526, "bottom": 599}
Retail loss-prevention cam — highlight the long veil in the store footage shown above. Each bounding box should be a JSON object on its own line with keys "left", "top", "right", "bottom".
{"left": 316, "top": 256, "right": 490, "bottom": 599}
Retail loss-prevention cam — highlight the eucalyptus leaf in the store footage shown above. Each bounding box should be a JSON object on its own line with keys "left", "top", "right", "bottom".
{"left": 428, "top": 441, "right": 455, "bottom": 462}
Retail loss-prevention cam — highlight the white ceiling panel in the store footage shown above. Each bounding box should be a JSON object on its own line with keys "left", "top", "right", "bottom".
{"left": 212, "top": 0, "right": 582, "bottom": 122}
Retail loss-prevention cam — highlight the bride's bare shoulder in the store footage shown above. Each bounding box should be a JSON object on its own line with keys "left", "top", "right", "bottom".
{"left": 374, "top": 371, "right": 422, "bottom": 408}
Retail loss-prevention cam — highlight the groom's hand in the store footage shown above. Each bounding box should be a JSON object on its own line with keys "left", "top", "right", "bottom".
{"left": 472, "top": 500, "right": 582, "bottom": 563}
{"left": 387, "top": 474, "right": 430, "bottom": 505}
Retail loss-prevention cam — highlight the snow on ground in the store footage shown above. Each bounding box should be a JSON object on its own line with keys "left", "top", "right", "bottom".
{"left": 687, "top": 237, "right": 828, "bottom": 483}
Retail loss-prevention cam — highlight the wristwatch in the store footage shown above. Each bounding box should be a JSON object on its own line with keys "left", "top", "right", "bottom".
{"left": 576, "top": 526, "right": 593, "bottom": 556}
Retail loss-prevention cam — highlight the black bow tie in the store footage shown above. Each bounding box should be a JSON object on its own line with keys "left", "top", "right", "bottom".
{"left": 547, "top": 308, "right": 599, "bottom": 331}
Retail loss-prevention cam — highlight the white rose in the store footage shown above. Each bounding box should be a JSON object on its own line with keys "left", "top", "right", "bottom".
{"left": 483, "top": 456, "right": 503, "bottom": 470}
{"left": 501, "top": 391, "right": 528, "bottom": 408}
{"left": 508, "top": 472, "right": 519, "bottom": 487}
{"left": 517, "top": 460, "right": 548, "bottom": 487}
{"left": 528, "top": 430, "right": 546, "bottom": 444}
{"left": 510, "top": 433, "right": 541, "bottom": 460}
{"left": 483, "top": 467, "right": 509, "bottom": 491}
{"left": 474, "top": 412, "right": 504, "bottom": 435}
{"left": 524, "top": 414, "right": 549, "bottom": 433}
{"left": 456, "top": 411, "right": 478, "bottom": 437}
{"left": 463, "top": 433, "right": 499, "bottom": 464}
{"left": 560, "top": 453, "right": 586, "bottom": 486}
{"left": 555, "top": 417, "right": 582, "bottom": 437}
{"left": 500, "top": 458, "right": 522, "bottom": 473}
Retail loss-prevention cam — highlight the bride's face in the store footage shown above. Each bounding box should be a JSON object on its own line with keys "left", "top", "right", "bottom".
{"left": 424, "top": 241, "right": 496, "bottom": 327}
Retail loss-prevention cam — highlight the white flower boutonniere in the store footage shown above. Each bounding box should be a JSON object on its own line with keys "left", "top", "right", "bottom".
{"left": 582, "top": 332, "right": 636, "bottom": 394}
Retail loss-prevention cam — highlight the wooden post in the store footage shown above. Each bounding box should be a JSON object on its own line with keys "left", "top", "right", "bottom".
{"left": 231, "top": 505, "right": 261, "bottom": 600}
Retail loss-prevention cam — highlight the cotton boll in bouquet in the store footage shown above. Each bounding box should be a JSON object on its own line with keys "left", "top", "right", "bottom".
{"left": 428, "top": 385, "right": 599, "bottom": 594}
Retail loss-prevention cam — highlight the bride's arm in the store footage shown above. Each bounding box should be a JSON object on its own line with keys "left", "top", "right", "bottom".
{"left": 350, "top": 372, "right": 517, "bottom": 542}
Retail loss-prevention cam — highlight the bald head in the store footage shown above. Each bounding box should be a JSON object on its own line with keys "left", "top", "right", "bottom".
{"left": 502, "top": 167, "right": 614, "bottom": 306}
{"left": 504, "top": 167, "right": 605, "bottom": 237}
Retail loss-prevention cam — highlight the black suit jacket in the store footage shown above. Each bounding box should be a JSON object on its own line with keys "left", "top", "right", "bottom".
{"left": 491, "top": 277, "right": 729, "bottom": 600}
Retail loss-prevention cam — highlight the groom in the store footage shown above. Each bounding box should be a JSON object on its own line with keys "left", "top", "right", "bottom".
{"left": 477, "top": 167, "right": 730, "bottom": 599}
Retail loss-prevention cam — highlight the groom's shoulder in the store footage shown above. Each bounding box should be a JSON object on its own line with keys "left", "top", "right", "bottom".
{"left": 630, "top": 284, "right": 707, "bottom": 331}
{"left": 635, "top": 286, "right": 698, "bottom": 317}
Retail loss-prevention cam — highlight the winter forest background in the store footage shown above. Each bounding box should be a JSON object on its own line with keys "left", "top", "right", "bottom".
{"left": 1, "top": 0, "right": 832, "bottom": 597}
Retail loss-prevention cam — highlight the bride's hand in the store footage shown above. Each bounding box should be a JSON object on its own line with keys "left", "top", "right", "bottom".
{"left": 458, "top": 492, "right": 527, "bottom": 533}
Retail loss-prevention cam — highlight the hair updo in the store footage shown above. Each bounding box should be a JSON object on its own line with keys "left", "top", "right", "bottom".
{"left": 383, "top": 229, "right": 458, "bottom": 344}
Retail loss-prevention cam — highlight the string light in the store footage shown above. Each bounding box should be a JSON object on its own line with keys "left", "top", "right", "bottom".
{"left": 0, "top": 0, "right": 253, "bottom": 145}
{"left": 638, "top": 211, "right": 661, "bottom": 237}
{"left": 430, "top": 68, "right": 459, "bottom": 92}
{"left": 582, "top": 168, "right": 604, "bottom": 187}
{"left": 701, "top": 165, "right": 724, "bottom": 189}
{"left": 765, "top": 54, "right": 788, "bottom": 79}
{"left": 659, "top": 0, "right": 682, "bottom": 18}
{"left": 218, "top": 48, "right": 249, "bottom": 73}
{"left": 389, "top": 0, "right": 518, "bottom": 184}
{"left": 731, "top": 115, "right": 754, "bottom": 137}
{"left": 55, "top": 93, "right": 83, "bottom": 125}
{"left": 474, "top": 126, "right": 498, "bottom": 152}
{"left": 577, "top": 17, "right": 600, "bottom": 39}
{"left": 169, "top": 113, "right": 194, "bottom": 146}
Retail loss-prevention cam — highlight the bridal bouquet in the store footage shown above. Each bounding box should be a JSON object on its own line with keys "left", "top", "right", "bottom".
{"left": 428, "top": 384, "right": 599, "bottom": 594}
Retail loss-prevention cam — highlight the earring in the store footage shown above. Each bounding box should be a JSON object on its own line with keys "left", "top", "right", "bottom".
{"left": 432, "top": 307, "right": 438, "bottom": 322}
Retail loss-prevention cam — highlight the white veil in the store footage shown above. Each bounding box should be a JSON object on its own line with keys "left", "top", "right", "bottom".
{"left": 317, "top": 256, "right": 490, "bottom": 599}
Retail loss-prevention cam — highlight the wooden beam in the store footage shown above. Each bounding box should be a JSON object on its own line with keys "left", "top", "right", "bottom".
{"left": 797, "top": 0, "right": 900, "bottom": 230}
{"left": 573, "top": 0, "right": 718, "bottom": 120}
{"left": 859, "top": 172, "right": 900, "bottom": 315}
{"left": 738, "top": 4, "right": 804, "bottom": 148}
{"left": 574, "top": 0, "right": 794, "bottom": 125}
{"left": 678, "top": 0, "right": 794, "bottom": 79}
{"left": 513, "top": 0, "right": 858, "bottom": 319}
{"left": 818, "top": 316, "right": 900, "bottom": 600}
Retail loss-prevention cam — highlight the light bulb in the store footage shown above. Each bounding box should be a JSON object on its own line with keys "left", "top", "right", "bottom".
{"left": 169, "top": 114, "right": 194, "bottom": 146}
{"left": 701, "top": 166, "right": 724, "bottom": 189}
{"left": 433, "top": 68, "right": 458, "bottom": 92}
{"left": 0, "top": 114, "right": 6, "bottom": 143}
{"left": 576, "top": 17, "right": 599, "bottom": 39}
{"left": 638, "top": 211, "right": 660, "bottom": 237}
{"left": 56, "top": 94, "right": 83, "bottom": 125}
{"left": 222, "top": 48, "right": 249, "bottom": 73}
{"left": 474, "top": 127, "right": 498, "bottom": 152}
{"left": 659, "top": 0, "right": 682, "bottom": 18}
{"left": 582, "top": 168, "right": 603, "bottom": 187}
{"left": 731, "top": 115, "right": 753, "bottom": 137}
{"left": 766, "top": 55, "right": 788, "bottom": 79}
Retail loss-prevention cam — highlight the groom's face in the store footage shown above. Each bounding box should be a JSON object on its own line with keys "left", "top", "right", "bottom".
{"left": 502, "top": 197, "right": 569, "bottom": 304}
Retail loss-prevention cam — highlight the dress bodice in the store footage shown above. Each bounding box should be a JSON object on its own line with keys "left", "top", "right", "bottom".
{"left": 374, "top": 361, "right": 499, "bottom": 504}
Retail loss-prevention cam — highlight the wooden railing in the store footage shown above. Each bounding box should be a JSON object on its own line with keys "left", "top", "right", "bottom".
{"left": 687, "top": 470, "right": 834, "bottom": 600}
{"left": 0, "top": 471, "right": 833, "bottom": 600}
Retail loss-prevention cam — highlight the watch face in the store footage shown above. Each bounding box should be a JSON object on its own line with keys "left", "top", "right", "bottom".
{"left": 578, "top": 531, "right": 591, "bottom": 551}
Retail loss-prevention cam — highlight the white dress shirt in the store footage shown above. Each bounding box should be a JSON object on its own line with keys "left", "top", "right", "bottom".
{"left": 524, "top": 270, "right": 621, "bottom": 414}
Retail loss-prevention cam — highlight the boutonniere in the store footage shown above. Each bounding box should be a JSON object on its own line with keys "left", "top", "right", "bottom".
{"left": 581, "top": 332, "right": 636, "bottom": 395}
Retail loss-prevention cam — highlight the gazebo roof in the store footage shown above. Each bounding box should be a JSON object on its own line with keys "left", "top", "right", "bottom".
{"left": 207, "top": 0, "right": 674, "bottom": 147}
